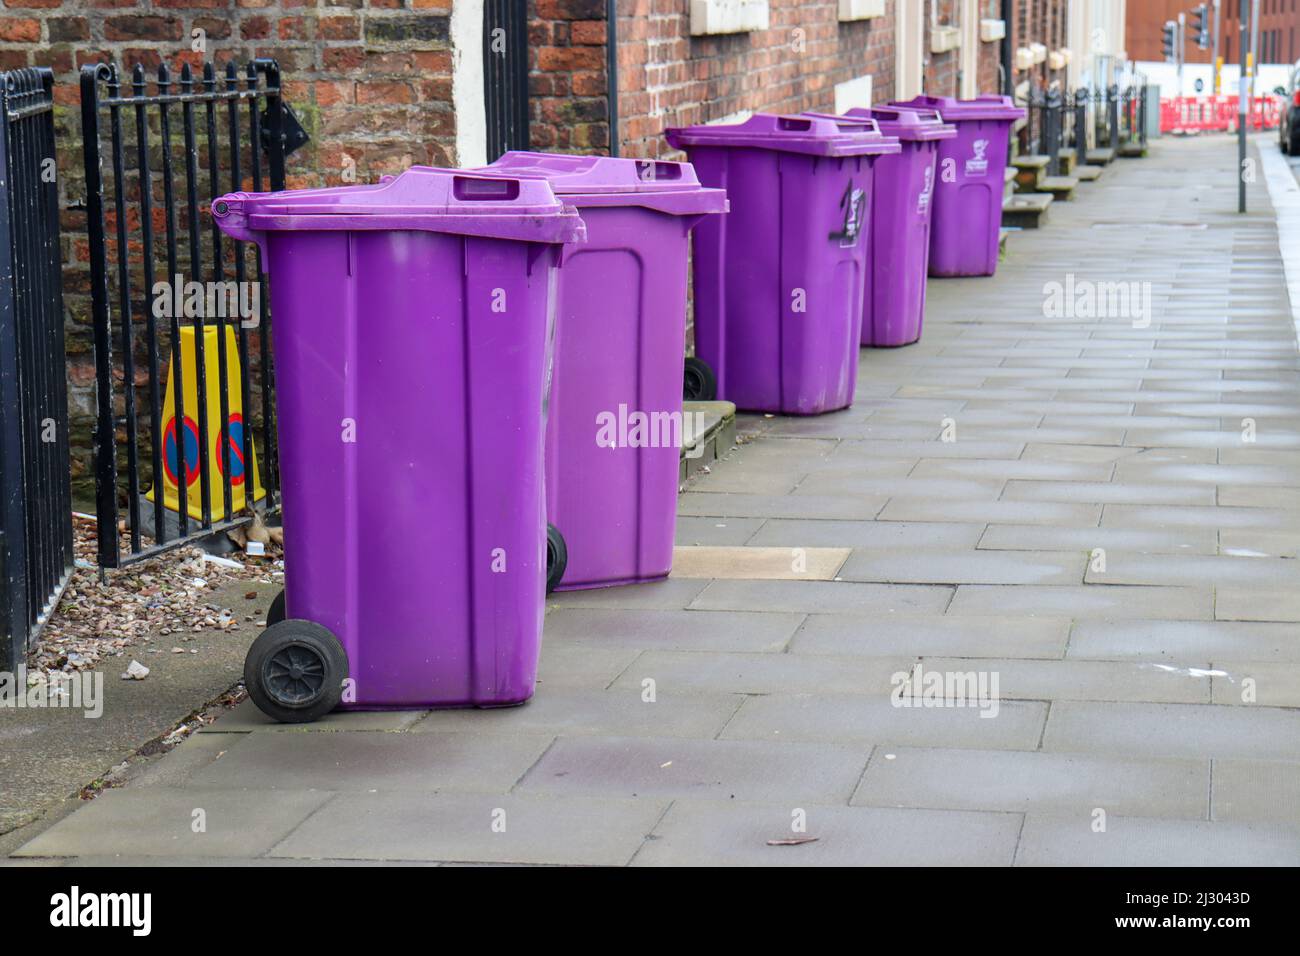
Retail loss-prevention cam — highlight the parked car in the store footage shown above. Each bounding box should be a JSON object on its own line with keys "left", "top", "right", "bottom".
{"left": 1280, "top": 61, "right": 1300, "bottom": 154}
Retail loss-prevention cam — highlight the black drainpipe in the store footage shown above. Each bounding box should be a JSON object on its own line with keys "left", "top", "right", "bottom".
{"left": 1001, "top": 0, "right": 1014, "bottom": 96}
{"left": 607, "top": 0, "right": 619, "bottom": 156}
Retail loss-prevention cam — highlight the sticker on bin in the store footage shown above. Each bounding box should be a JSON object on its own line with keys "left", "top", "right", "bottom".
{"left": 965, "top": 138, "right": 991, "bottom": 177}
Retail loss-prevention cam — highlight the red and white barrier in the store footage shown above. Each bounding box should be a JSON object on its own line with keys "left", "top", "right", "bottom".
{"left": 1159, "top": 95, "right": 1282, "bottom": 134}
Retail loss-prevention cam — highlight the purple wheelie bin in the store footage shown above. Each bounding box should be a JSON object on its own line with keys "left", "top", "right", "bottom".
{"left": 666, "top": 114, "right": 900, "bottom": 415}
{"left": 211, "top": 167, "right": 585, "bottom": 721}
{"left": 474, "top": 152, "right": 725, "bottom": 592}
{"left": 890, "top": 95, "right": 1026, "bottom": 278}
{"left": 811, "top": 107, "right": 956, "bottom": 347}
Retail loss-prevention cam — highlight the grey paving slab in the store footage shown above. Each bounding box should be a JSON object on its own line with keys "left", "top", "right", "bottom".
{"left": 1003, "top": 480, "right": 1217, "bottom": 506}
{"left": 790, "top": 614, "right": 1070, "bottom": 659}
{"left": 977, "top": 523, "right": 1218, "bottom": 555}
{"left": 407, "top": 688, "right": 740, "bottom": 739}
{"left": 1210, "top": 662, "right": 1300, "bottom": 707}
{"left": 1043, "top": 701, "right": 1300, "bottom": 761}
{"left": 838, "top": 549, "right": 1085, "bottom": 586}
{"left": 535, "top": 644, "right": 643, "bottom": 692}
{"left": 829, "top": 439, "right": 1027, "bottom": 460}
{"left": 1211, "top": 759, "right": 1300, "bottom": 823}
{"left": 186, "top": 729, "right": 553, "bottom": 793}
{"left": 877, "top": 498, "right": 1103, "bottom": 526}
{"left": 793, "top": 474, "right": 1007, "bottom": 500}
{"left": 633, "top": 800, "right": 1021, "bottom": 866}
{"left": 1020, "top": 442, "right": 1146, "bottom": 463}
{"left": 677, "top": 492, "right": 888, "bottom": 521}
{"left": 745, "top": 518, "right": 986, "bottom": 550}
{"left": 607, "top": 650, "right": 909, "bottom": 697}
{"left": 269, "top": 792, "right": 666, "bottom": 865}
{"left": 1218, "top": 530, "right": 1300, "bottom": 558}
{"left": 1015, "top": 814, "right": 1300, "bottom": 866}
{"left": 1218, "top": 485, "right": 1300, "bottom": 509}
{"left": 515, "top": 736, "right": 870, "bottom": 803}
{"left": 719, "top": 694, "right": 1047, "bottom": 750}
{"left": 1086, "top": 553, "right": 1300, "bottom": 588}
{"left": 201, "top": 699, "right": 428, "bottom": 734}
{"left": 674, "top": 515, "right": 767, "bottom": 546}
{"left": 854, "top": 747, "right": 1209, "bottom": 818}
{"left": 949, "top": 584, "right": 1212, "bottom": 620}
{"left": 12, "top": 788, "right": 332, "bottom": 858}
{"left": 1216, "top": 587, "right": 1300, "bottom": 622}
{"left": 542, "top": 608, "right": 802, "bottom": 652}
{"left": 908, "top": 457, "right": 1116, "bottom": 481}
{"left": 545, "top": 577, "right": 708, "bottom": 609}
{"left": 918, "top": 657, "right": 1210, "bottom": 704}
{"left": 1067, "top": 620, "right": 1300, "bottom": 662}
{"left": 688, "top": 579, "right": 953, "bottom": 615}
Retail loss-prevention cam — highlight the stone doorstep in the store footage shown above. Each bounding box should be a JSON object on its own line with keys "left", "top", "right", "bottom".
{"left": 1039, "top": 175, "right": 1079, "bottom": 201}
{"left": 1075, "top": 165, "right": 1103, "bottom": 182}
{"left": 1119, "top": 141, "right": 1147, "bottom": 158}
{"left": 1013, "top": 157, "right": 1049, "bottom": 192}
{"left": 679, "top": 400, "right": 738, "bottom": 483}
{"left": 1057, "top": 147, "right": 1077, "bottom": 173}
{"left": 1002, "top": 192, "right": 1054, "bottom": 230}
{"left": 1086, "top": 147, "right": 1117, "bottom": 166}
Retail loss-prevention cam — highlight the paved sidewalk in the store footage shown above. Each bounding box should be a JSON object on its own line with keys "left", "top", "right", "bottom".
{"left": 10, "top": 134, "right": 1300, "bottom": 866}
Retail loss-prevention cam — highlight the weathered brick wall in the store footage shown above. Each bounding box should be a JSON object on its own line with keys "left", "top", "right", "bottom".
{"left": 922, "top": 1, "right": 1005, "bottom": 99}
{"left": 1, "top": 0, "right": 458, "bottom": 503}
{"left": 530, "top": 0, "right": 609, "bottom": 153}
{"left": 3, "top": 0, "right": 1008, "bottom": 503}
{"left": 1008, "top": 0, "right": 1070, "bottom": 89}
{"left": 613, "top": 0, "right": 897, "bottom": 160}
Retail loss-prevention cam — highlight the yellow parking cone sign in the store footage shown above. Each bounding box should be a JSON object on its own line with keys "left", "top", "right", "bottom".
{"left": 146, "top": 325, "right": 266, "bottom": 521}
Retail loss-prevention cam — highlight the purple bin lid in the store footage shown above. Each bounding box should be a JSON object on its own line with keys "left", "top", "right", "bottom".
{"left": 890, "top": 94, "right": 1027, "bottom": 123}
{"left": 474, "top": 151, "right": 728, "bottom": 216}
{"left": 837, "top": 106, "right": 957, "bottom": 142}
{"left": 211, "top": 166, "right": 586, "bottom": 247}
{"left": 665, "top": 112, "right": 901, "bottom": 158}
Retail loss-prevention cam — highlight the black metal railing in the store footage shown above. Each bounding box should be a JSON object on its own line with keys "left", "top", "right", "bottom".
{"left": 484, "top": 0, "right": 530, "bottom": 161}
{"left": 1025, "top": 87, "right": 1069, "bottom": 174}
{"left": 81, "top": 59, "right": 292, "bottom": 570}
{"left": 0, "top": 68, "right": 75, "bottom": 669}
{"left": 1073, "top": 88, "right": 1091, "bottom": 155}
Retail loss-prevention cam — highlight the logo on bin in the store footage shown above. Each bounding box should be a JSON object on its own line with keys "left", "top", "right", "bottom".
{"left": 917, "top": 166, "right": 935, "bottom": 216}
{"left": 829, "top": 180, "right": 866, "bottom": 248}
{"left": 964, "top": 139, "right": 991, "bottom": 178}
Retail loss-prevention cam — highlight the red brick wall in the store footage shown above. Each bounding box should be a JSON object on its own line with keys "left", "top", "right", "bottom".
{"left": 1008, "top": 0, "right": 1071, "bottom": 87}
{"left": 613, "top": 0, "right": 897, "bottom": 159}
{"left": 530, "top": 0, "right": 609, "bottom": 153}
{"left": 1, "top": 0, "right": 459, "bottom": 500}
{"left": 922, "top": 1, "right": 1006, "bottom": 97}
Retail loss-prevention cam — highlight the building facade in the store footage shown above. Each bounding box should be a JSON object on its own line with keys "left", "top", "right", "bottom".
{"left": 1, "top": 0, "right": 1018, "bottom": 498}
{"left": 1127, "top": 0, "right": 1300, "bottom": 66}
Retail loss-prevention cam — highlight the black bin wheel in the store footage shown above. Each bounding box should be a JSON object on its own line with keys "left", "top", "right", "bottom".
{"left": 266, "top": 588, "right": 286, "bottom": 626}
{"left": 683, "top": 356, "right": 717, "bottom": 402}
{"left": 244, "top": 620, "right": 348, "bottom": 723}
{"left": 546, "top": 523, "right": 567, "bottom": 594}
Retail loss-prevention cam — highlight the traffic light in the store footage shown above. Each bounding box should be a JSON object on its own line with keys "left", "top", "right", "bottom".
{"left": 1162, "top": 21, "right": 1178, "bottom": 62}
{"left": 1190, "top": 4, "right": 1209, "bottom": 50}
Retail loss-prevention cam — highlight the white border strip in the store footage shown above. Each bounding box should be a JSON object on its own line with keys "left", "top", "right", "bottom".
{"left": 1258, "top": 134, "right": 1300, "bottom": 342}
